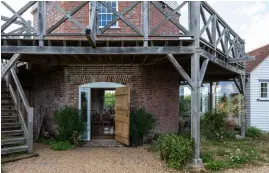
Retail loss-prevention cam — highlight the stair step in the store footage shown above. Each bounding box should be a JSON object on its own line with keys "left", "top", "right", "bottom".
{"left": 1, "top": 112, "right": 16, "bottom": 116}
{"left": 2, "top": 130, "right": 24, "bottom": 136}
{"left": 2, "top": 123, "right": 21, "bottom": 128}
{"left": 2, "top": 116, "right": 19, "bottom": 121}
{"left": 1, "top": 101, "right": 14, "bottom": 105}
{"left": 1, "top": 96, "right": 12, "bottom": 100}
{"left": 1, "top": 145, "right": 28, "bottom": 155}
{"left": 1, "top": 137, "right": 26, "bottom": 146}
{"left": 1, "top": 105, "right": 15, "bottom": 109}
{"left": 1, "top": 108, "right": 17, "bottom": 112}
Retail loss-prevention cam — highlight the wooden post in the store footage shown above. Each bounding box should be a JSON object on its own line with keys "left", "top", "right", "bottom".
{"left": 189, "top": 1, "right": 203, "bottom": 166}
{"left": 25, "top": 20, "right": 31, "bottom": 38}
{"left": 27, "top": 107, "right": 34, "bottom": 153}
{"left": 209, "top": 81, "right": 213, "bottom": 111}
{"left": 142, "top": 1, "right": 149, "bottom": 47}
{"left": 38, "top": 1, "right": 44, "bottom": 46}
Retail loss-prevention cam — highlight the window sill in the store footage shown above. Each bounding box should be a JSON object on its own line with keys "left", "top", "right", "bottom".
{"left": 99, "top": 26, "right": 120, "bottom": 29}
{"left": 257, "top": 98, "right": 269, "bottom": 101}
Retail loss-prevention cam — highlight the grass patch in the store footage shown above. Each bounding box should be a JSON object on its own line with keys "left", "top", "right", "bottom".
{"left": 38, "top": 138, "right": 73, "bottom": 151}
{"left": 202, "top": 132, "right": 269, "bottom": 171}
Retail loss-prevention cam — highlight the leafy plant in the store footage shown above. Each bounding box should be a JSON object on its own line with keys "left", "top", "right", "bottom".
{"left": 48, "top": 140, "right": 73, "bottom": 151}
{"left": 246, "top": 127, "right": 263, "bottom": 138}
{"left": 179, "top": 95, "right": 191, "bottom": 117}
{"left": 201, "top": 152, "right": 214, "bottom": 163}
{"left": 229, "top": 149, "right": 259, "bottom": 164}
{"left": 205, "top": 160, "right": 227, "bottom": 171}
{"left": 130, "top": 107, "right": 156, "bottom": 146}
{"left": 54, "top": 106, "right": 86, "bottom": 144}
{"left": 104, "top": 92, "right": 115, "bottom": 109}
{"left": 201, "top": 111, "right": 229, "bottom": 140}
{"left": 155, "top": 134, "right": 194, "bottom": 169}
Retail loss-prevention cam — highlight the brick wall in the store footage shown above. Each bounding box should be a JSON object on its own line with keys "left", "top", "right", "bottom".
{"left": 31, "top": 64, "right": 180, "bottom": 135}
{"left": 33, "top": 1, "right": 180, "bottom": 37}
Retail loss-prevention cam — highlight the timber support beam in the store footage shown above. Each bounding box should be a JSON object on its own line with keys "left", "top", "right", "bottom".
{"left": 1, "top": 53, "right": 21, "bottom": 80}
{"left": 190, "top": 1, "right": 203, "bottom": 167}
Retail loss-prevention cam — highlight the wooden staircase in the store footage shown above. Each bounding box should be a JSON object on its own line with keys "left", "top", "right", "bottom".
{"left": 1, "top": 81, "right": 28, "bottom": 155}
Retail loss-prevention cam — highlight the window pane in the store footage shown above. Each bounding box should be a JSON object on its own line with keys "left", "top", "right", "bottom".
{"left": 112, "top": 1, "right": 116, "bottom": 8}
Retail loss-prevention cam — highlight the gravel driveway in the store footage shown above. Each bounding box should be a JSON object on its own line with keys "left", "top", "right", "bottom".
{"left": 3, "top": 144, "right": 174, "bottom": 173}
{"left": 3, "top": 143, "right": 269, "bottom": 173}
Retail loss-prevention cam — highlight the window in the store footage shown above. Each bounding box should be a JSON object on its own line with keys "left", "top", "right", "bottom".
{"left": 260, "top": 81, "right": 269, "bottom": 99}
{"left": 98, "top": 1, "right": 118, "bottom": 28}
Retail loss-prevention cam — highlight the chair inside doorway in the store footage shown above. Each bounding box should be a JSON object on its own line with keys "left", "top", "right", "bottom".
{"left": 91, "top": 89, "right": 115, "bottom": 140}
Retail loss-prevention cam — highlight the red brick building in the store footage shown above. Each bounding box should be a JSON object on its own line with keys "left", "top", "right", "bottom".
{"left": 26, "top": 1, "right": 182, "bottom": 140}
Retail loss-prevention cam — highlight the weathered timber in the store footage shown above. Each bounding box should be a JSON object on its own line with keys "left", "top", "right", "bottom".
{"left": 1, "top": 46, "right": 195, "bottom": 55}
{"left": 167, "top": 53, "right": 195, "bottom": 89}
{"left": 199, "top": 58, "right": 209, "bottom": 86}
{"left": 1, "top": 53, "right": 21, "bottom": 79}
{"left": 46, "top": 1, "right": 88, "bottom": 34}
{"left": 228, "top": 55, "right": 255, "bottom": 63}
{"left": 1, "top": 1, "right": 36, "bottom": 32}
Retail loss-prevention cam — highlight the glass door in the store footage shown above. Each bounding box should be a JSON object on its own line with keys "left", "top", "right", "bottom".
{"left": 79, "top": 87, "right": 90, "bottom": 140}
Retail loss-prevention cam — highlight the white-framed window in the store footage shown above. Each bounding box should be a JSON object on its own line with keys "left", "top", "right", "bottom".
{"left": 260, "top": 81, "right": 269, "bottom": 99}
{"left": 98, "top": 1, "right": 118, "bottom": 28}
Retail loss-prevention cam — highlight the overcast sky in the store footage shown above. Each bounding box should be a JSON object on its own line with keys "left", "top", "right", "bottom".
{"left": 1, "top": 1, "right": 268, "bottom": 52}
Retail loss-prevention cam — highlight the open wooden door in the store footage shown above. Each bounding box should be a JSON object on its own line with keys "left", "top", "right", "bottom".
{"left": 114, "top": 86, "right": 130, "bottom": 145}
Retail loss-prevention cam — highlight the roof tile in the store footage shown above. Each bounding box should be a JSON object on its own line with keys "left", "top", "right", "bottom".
{"left": 246, "top": 44, "right": 269, "bottom": 72}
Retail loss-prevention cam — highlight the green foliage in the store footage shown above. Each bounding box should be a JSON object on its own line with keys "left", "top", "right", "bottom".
{"left": 104, "top": 92, "right": 115, "bottom": 109}
{"left": 201, "top": 152, "right": 214, "bottom": 163}
{"left": 205, "top": 160, "right": 227, "bottom": 171}
{"left": 130, "top": 107, "right": 156, "bottom": 146}
{"left": 54, "top": 106, "right": 86, "bottom": 144}
{"left": 201, "top": 111, "right": 229, "bottom": 141}
{"left": 179, "top": 95, "right": 191, "bottom": 117}
{"left": 48, "top": 140, "right": 73, "bottom": 151}
{"left": 246, "top": 127, "right": 263, "bottom": 138}
{"left": 155, "top": 134, "right": 194, "bottom": 169}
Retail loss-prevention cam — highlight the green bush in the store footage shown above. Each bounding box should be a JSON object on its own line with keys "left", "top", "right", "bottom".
{"left": 205, "top": 160, "right": 227, "bottom": 171}
{"left": 201, "top": 111, "right": 229, "bottom": 140}
{"left": 130, "top": 107, "right": 156, "bottom": 146}
{"left": 229, "top": 149, "right": 259, "bottom": 164}
{"left": 179, "top": 95, "right": 191, "bottom": 117}
{"left": 246, "top": 127, "right": 263, "bottom": 138}
{"left": 155, "top": 134, "right": 194, "bottom": 169}
{"left": 54, "top": 106, "right": 86, "bottom": 144}
{"left": 48, "top": 140, "right": 73, "bottom": 151}
{"left": 201, "top": 152, "right": 214, "bottom": 163}
{"left": 104, "top": 92, "right": 115, "bottom": 109}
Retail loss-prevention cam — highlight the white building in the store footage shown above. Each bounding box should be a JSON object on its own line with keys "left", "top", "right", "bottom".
{"left": 246, "top": 44, "right": 269, "bottom": 131}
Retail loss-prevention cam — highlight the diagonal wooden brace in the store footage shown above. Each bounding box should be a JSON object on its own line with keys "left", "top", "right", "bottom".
{"left": 1, "top": 53, "right": 21, "bottom": 80}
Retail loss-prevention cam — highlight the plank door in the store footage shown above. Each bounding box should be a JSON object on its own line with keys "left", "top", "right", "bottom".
{"left": 114, "top": 86, "right": 130, "bottom": 145}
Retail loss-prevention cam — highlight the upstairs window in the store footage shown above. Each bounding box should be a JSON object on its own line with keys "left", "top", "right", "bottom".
{"left": 98, "top": 1, "right": 118, "bottom": 28}
{"left": 260, "top": 81, "right": 269, "bottom": 99}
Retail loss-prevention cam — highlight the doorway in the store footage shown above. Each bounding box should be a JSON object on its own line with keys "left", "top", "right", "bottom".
{"left": 78, "top": 82, "right": 124, "bottom": 141}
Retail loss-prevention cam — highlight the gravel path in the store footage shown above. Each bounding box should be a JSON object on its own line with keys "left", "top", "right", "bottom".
{"left": 223, "top": 164, "right": 269, "bottom": 173}
{"left": 3, "top": 144, "right": 269, "bottom": 173}
{"left": 3, "top": 144, "right": 175, "bottom": 173}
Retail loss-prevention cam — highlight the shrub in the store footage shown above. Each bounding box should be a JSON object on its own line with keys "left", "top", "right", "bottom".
{"left": 205, "top": 160, "right": 227, "bottom": 171}
{"left": 246, "top": 127, "right": 263, "bottom": 138}
{"left": 201, "top": 111, "right": 229, "bottom": 140}
{"left": 130, "top": 107, "right": 156, "bottom": 146}
{"left": 54, "top": 106, "right": 86, "bottom": 144}
{"left": 49, "top": 140, "right": 73, "bottom": 151}
{"left": 229, "top": 149, "right": 259, "bottom": 164}
{"left": 155, "top": 134, "right": 194, "bottom": 169}
{"left": 201, "top": 152, "right": 214, "bottom": 163}
{"left": 179, "top": 95, "right": 191, "bottom": 117}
